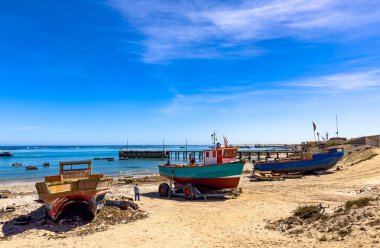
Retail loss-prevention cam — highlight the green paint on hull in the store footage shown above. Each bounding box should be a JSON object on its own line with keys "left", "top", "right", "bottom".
{"left": 158, "top": 161, "right": 244, "bottom": 179}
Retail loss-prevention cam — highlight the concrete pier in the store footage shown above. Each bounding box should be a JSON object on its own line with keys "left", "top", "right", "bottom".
{"left": 119, "top": 150, "right": 169, "bottom": 159}
{"left": 119, "top": 149, "right": 294, "bottom": 161}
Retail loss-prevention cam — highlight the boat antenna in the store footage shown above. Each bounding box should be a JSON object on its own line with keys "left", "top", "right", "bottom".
{"left": 211, "top": 113, "right": 218, "bottom": 148}
{"left": 211, "top": 132, "right": 217, "bottom": 149}
{"left": 335, "top": 115, "right": 339, "bottom": 138}
{"left": 223, "top": 135, "right": 229, "bottom": 147}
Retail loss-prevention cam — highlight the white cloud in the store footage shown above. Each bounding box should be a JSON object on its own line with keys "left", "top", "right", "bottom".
{"left": 110, "top": 0, "right": 380, "bottom": 62}
{"left": 289, "top": 69, "right": 380, "bottom": 90}
{"left": 161, "top": 68, "right": 380, "bottom": 114}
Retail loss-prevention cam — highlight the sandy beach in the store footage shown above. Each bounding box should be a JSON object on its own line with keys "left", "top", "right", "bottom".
{"left": 1, "top": 147, "right": 380, "bottom": 248}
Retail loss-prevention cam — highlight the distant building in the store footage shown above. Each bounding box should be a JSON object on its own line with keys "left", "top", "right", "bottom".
{"left": 344, "top": 135, "right": 380, "bottom": 147}
{"left": 303, "top": 137, "right": 347, "bottom": 148}
{"left": 326, "top": 137, "right": 347, "bottom": 146}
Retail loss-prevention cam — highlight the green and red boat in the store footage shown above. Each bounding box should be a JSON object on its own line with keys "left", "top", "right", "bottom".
{"left": 158, "top": 139, "right": 244, "bottom": 199}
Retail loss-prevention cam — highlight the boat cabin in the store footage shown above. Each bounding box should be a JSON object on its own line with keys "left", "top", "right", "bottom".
{"left": 44, "top": 160, "right": 104, "bottom": 182}
{"left": 204, "top": 147, "right": 237, "bottom": 165}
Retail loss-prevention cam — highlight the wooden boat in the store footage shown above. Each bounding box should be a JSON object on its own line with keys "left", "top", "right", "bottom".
{"left": 159, "top": 142, "right": 244, "bottom": 190}
{"left": 254, "top": 148, "right": 344, "bottom": 173}
{"left": 12, "top": 162, "right": 22, "bottom": 166}
{"left": 251, "top": 172, "right": 303, "bottom": 181}
{"left": 35, "top": 160, "right": 112, "bottom": 221}
{"left": 0, "top": 151, "right": 12, "bottom": 157}
{"left": 25, "top": 166, "right": 38, "bottom": 170}
{"left": 43, "top": 162, "right": 49, "bottom": 166}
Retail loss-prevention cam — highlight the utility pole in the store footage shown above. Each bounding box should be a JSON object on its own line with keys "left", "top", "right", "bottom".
{"left": 335, "top": 115, "right": 339, "bottom": 138}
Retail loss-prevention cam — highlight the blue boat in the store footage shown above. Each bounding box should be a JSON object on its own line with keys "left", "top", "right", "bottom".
{"left": 254, "top": 148, "right": 344, "bottom": 173}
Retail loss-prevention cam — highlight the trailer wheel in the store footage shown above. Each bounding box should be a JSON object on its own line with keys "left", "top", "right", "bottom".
{"left": 183, "top": 184, "right": 194, "bottom": 200}
{"left": 158, "top": 183, "right": 170, "bottom": 197}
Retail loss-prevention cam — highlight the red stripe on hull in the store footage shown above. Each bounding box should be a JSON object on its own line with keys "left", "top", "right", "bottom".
{"left": 172, "top": 177, "right": 241, "bottom": 189}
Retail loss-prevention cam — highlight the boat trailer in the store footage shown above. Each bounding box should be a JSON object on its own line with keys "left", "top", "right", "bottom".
{"left": 158, "top": 178, "right": 241, "bottom": 200}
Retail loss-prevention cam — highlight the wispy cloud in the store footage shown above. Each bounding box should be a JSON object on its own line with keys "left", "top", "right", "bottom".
{"left": 161, "top": 85, "right": 285, "bottom": 114}
{"left": 162, "top": 68, "right": 380, "bottom": 113}
{"left": 289, "top": 69, "right": 380, "bottom": 90}
{"left": 110, "top": 0, "right": 380, "bottom": 63}
{"left": 16, "top": 126, "right": 46, "bottom": 131}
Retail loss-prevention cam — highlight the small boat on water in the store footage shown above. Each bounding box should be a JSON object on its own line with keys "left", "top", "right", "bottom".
{"left": 43, "top": 162, "right": 50, "bottom": 166}
{"left": 12, "top": 162, "right": 22, "bottom": 167}
{"left": 25, "top": 166, "right": 38, "bottom": 170}
{"left": 94, "top": 157, "right": 115, "bottom": 161}
{"left": 158, "top": 137, "right": 244, "bottom": 199}
{"left": 35, "top": 160, "right": 112, "bottom": 221}
{"left": 0, "top": 151, "right": 13, "bottom": 157}
{"left": 254, "top": 148, "right": 344, "bottom": 173}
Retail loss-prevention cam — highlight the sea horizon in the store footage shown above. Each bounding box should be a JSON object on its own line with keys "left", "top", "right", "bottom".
{"left": 0, "top": 144, "right": 291, "bottom": 183}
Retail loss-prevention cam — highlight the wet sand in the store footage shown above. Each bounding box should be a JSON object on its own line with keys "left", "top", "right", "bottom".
{"left": 1, "top": 148, "right": 380, "bottom": 247}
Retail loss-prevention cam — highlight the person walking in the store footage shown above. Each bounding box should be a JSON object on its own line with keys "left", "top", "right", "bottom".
{"left": 134, "top": 184, "right": 140, "bottom": 201}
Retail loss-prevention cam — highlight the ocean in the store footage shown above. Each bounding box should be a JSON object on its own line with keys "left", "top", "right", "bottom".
{"left": 0, "top": 145, "right": 288, "bottom": 183}
{"left": 0, "top": 145, "right": 210, "bottom": 182}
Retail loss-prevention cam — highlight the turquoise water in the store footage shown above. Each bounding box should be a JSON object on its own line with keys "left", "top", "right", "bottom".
{"left": 0, "top": 145, "right": 289, "bottom": 182}
{"left": 0, "top": 145, "right": 209, "bottom": 182}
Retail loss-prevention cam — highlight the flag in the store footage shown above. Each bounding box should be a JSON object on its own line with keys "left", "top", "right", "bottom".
{"left": 312, "top": 122, "right": 316, "bottom": 131}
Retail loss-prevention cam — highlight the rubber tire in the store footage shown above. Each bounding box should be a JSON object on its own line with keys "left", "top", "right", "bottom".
{"left": 158, "top": 183, "right": 170, "bottom": 197}
{"left": 183, "top": 184, "right": 194, "bottom": 200}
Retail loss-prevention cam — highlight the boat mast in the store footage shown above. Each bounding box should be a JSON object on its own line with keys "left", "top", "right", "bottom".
{"left": 211, "top": 132, "right": 217, "bottom": 149}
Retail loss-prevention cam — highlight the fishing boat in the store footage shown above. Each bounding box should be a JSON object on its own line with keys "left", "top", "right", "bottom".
{"left": 93, "top": 157, "right": 114, "bottom": 161}
{"left": 254, "top": 148, "right": 344, "bottom": 173}
{"left": 158, "top": 137, "right": 244, "bottom": 199}
{"left": 0, "top": 151, "right": 12, "bottom": 157}
{"left": 35, "top": 160, "right": 112, "bottom": 221}
{"left": 25, "top": 166, "right": 38, "bottom": 170}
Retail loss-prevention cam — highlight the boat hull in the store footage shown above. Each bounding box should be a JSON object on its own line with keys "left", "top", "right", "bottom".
{"left": 159, "top": 161, "right": 244, "bottom": 189}
{"left": 0, "top": 153, "right": 12, "bottom": 157}
{"left": 255, "top": 148, "right": 344, "bottom": 173}
{"left": 36, "top": 177, "right": 112, "bottom": 221}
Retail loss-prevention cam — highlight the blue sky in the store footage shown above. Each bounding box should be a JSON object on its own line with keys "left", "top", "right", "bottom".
{"left": 1, "top": 0, "right": 380, "bottom": 145}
